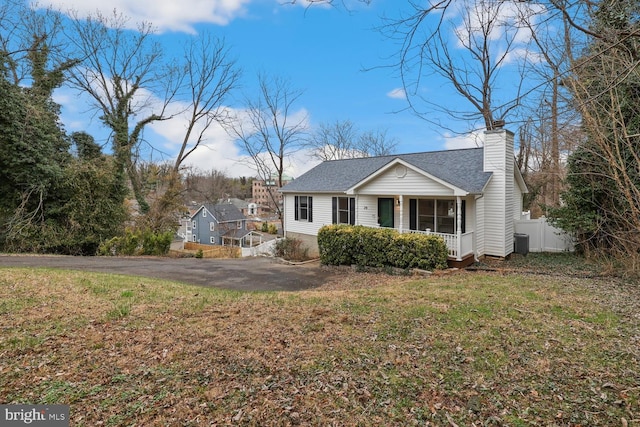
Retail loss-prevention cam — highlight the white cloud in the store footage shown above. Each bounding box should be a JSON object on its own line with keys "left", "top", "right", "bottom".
{"left": 54, "top": 73, "right": 317, "bottom": 178}
{"left": 443, "top": 130, "right": 483, "bottom": 150}
{"left": 178, "top": 142, "right": 319, "bottom": 179}
{"left": 451, "top": 0, "right": 548, "bottom": 65}
{"left": 387, "top": 88, "right": 406, "bottom": 100}
{"left": 31, "top": 0, "right": 251, "bottom": 33}
{"left": 147, "top": 104, "right": 254, "bottom": 176}
{"left": 502, "top": 47, "right": 545, "bottom": 66}
{"left": 149, "top": 103, "right": 316, "bottom": 178}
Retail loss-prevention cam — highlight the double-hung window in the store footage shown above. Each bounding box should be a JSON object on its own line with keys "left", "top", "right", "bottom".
{"left": 294, "top": 196, "right": 313, "bottom": 222}
{"left": 332, "top": 197, "right": 355, "bottom": 225}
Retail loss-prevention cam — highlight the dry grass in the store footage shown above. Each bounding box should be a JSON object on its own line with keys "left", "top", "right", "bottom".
{"left": 1, "top": 258, "right": 639, "bottom": 426}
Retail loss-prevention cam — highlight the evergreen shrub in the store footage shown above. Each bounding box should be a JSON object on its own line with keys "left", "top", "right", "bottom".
{"left": 317, "top": 225, "right": 448, "bottom": 271}
{"left": 98, "top": 229, "right": 173, "bottom": 256}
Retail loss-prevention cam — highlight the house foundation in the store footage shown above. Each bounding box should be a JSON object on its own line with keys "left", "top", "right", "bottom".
{"left": 447, "top": 253, "right": 476, "bottom": 269}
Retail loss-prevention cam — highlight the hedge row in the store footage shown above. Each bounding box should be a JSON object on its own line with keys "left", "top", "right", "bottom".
{"left": 317, "top": 225, "right": 449, "bottom": 271}
{"left": 98, "top": 229, "right": 173, "bottom": 256}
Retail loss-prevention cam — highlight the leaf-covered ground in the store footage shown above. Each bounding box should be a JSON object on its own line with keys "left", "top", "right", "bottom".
{"left": 1, "top": 254, "right": 639, "bottom": 426}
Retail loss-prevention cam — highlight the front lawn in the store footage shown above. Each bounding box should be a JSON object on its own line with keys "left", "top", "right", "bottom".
{"left": 0, "top": 259, "right": 638, "bottom": 426}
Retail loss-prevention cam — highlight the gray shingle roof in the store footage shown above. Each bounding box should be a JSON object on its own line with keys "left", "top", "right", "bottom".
{"left": 203, "top": 203, "right": 246, "bottom": 222}
{"left": 280, "top": 148, "right": 492, "bottom": 195}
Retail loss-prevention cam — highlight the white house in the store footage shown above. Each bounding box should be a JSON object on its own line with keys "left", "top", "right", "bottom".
{"left": 279, "top": 129, "right": 528, "bottom": 267}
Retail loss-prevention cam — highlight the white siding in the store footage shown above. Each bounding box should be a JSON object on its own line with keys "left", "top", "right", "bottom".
{"left": 356, "top": 165, "right": 455, "bottom": 196}
{"left": 483, "top": 129, "right": 514, "bottom": 257}
{"left": 513, "top": 172, "right": 524, "bottom": 220}
{"left": 357, "top": 195, "right": 380, "bottom": 227}
{"left": 284, "top": 194, "right": 333, "bottom": 238}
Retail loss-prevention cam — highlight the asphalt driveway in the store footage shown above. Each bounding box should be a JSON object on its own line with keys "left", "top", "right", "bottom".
{"left": 0, "top": 255, "right": 338, "bottom": 292}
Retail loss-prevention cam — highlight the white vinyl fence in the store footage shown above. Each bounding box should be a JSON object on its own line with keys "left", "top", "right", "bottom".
{"left": 241, "top": 238, "right": 281, "bottom": 257}
{"left": 514, "top": 217, "right": 575, "bottom": 253}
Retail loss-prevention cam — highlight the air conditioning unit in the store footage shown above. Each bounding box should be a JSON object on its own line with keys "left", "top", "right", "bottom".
{"left": 514, "top": 233, "right": 529, "bottom": 256}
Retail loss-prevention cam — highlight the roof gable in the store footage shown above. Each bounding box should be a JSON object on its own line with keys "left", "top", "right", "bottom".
{"left": 347, "top": 158, "right": 469, "bottom": 196}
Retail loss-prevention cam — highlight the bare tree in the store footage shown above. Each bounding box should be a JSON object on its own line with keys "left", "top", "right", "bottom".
{"left": 226, "top": 73, "right": 307, "bottom": 228}
{"left": 382, "top": 0, "right": 534, "bottom": 132}
{"left": 0, "top": 0, "right": 72, "bottom": 86}
{"left": 306, "top": 120, "right": 397, "bottom": 161}
{"left": 555, "top": 0, "right": 640, "bottom": 264}
{"left": 65, "top": 10, "right": 178, "bottom": 214}
{"left": 171, "top": 33, "right": 241, "bottom": 173}
{"left": 145, "top": 32, "right": 241, "bottom": 230}
{"left": 358, "top": 128, "right": 397, "bottom": 156}
{"left": 515, "top": 5, "right": 584, "bottom": 210}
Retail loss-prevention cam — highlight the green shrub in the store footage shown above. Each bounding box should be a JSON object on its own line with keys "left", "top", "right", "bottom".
{"left": 356, "top": 227, "right": 396, "bottom": 268}
{"left": 388, "top": 232, "right": 449, "bottom": 270}
{"left": 261, "top": 222, "right": 269, "bottom": 232}
{"left": 98, "top": 229, "right": 174, "bottom": 256}
{"left": 268, "top": 224, "right": 278, "bottom": 235}
{"left": 317, "top": 224, "right": 359, "bottom": 266}
{"left": 317, "top": 225, "right": 448, "bottom": 271}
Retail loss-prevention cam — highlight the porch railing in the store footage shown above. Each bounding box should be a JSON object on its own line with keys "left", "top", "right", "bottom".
{"left": 400, "top": 228, "right": 474, "bottom": 260}
{"left": 367, "top": 226, "right": 474, "bottom": 260}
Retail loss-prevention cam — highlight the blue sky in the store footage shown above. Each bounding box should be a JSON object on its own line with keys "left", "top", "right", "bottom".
{"left": 39, "top": 0, "right": 506, "bottom": 177}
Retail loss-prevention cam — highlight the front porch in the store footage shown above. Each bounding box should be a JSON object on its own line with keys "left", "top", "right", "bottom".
{"left": 402, "top": 228, "right": 475, "bottom": 263}
{"left": 376, "top": 194, "right": 476, "bottom": 266}
{"left": 369, "top": 224, "right": 475, "bottom": 266}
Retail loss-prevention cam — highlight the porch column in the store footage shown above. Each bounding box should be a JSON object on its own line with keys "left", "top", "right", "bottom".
{"left": 456, "top": 196, "right": 462, "bottom": 261}
{"left": 355, "top": 195, "right": 359, "bottom": 226}
{"left": 398, "top": 195, "right": 404, "bottom": 232}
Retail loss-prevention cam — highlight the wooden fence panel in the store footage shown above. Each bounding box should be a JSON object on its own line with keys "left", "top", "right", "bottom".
{"left": 183, "top": 242, "right": 241, "bottom": 258}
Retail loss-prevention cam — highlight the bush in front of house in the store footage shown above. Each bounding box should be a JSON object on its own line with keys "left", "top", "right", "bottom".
{"left": 317, "top": 224, "right": 360, "bottom": 266}
{"left": 317, "top": 224, "right": 448, "bottom": 271}
{"left": 387, "top": 232, "right": 449, "bottom": 270}
{"left": 273, "top": 237, "right": 309, "bottom": 262}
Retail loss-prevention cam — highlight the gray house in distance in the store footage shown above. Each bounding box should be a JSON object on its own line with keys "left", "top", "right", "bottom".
{"left": 189, "top": 202, "right": 250, "bottom": 246}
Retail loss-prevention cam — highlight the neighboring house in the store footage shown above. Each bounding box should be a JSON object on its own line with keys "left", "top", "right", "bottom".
{"left": 280, "top": 129, "right": 528, "bottom": 266}
{"left": 219, "top": 198, "right": 250, "bottom": 217}
{"left": 189, "top": 202, "right": 251, "bottom": 246}
{"left": 177, "top": 208, "right": 199, "bottom": 242}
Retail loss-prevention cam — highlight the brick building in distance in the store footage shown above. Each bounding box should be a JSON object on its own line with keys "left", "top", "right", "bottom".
{"left": 251, "top": 173, "right": 293, "bottom": 218}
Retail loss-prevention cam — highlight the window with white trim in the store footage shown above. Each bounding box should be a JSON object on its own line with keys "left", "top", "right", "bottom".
{"left": 209, "top": 222, "right": 215, "bottom": 232}
{"left": 409, "top": 198, "right": 465, "bottom": 234}
{"left": 294, "top": 196, "right": 313, "bottom": 222}
{"left": 332, "top": 196, "right": 355, "bottom": 225}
